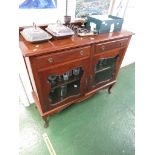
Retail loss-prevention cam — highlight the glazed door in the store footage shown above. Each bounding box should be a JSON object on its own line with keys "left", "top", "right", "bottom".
{"left": 38, "top": 59, "right": 89, "bottom": 112}
{"left": 89, "top": 47, "right": 126, "bottom": 90}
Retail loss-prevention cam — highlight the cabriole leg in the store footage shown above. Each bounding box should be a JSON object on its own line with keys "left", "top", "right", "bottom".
{"left": 43, "top": 117, "right": 49, "bottom": 128}
{"left": 108, "top": 85, "right": 113, "bottom": 94}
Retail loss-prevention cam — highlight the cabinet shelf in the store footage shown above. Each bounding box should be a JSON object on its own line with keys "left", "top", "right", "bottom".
{"left": 50, "top": 74, "right": 82, "bottom": 89}
{"left": 95, "top": 66, "right": 114, "bottom": 84}
{"left": 95, "top": 66, "right": 111, "bottom": 74}
{"left": 48, "top": 79, "right": 81, "bottom": 105}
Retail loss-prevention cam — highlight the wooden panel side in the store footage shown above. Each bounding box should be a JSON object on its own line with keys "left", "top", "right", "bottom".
{"left": 32, "top": 91, "right": 44, "bottom": 116}
{"left": 25, "top": 57, "right": 40, "bottom": 99}
{"left": 25, "top": 57, "right": 36, "bottom": 95}
{"left": 115, "top": 36, "right": 132, "bottom": 77}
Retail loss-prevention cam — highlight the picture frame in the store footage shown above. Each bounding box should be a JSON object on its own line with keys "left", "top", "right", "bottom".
{"left": 19, "top": 0, "right": 57, "bottom": 9}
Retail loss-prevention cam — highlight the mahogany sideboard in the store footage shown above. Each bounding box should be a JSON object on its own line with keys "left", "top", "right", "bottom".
{"left": 19, "top": 25, "right": 134, "bottom": 128}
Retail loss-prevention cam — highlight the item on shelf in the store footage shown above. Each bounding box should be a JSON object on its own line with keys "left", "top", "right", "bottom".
{"left": 69, "top": 70, "right": 72, "bottom": 77}
{"left": 57, "top": 75, "right": 63, "bottom": 82}
{"left": 63, "top": 72, "right": 70, "bottom": 81}
{"left": 60, "top": 85, "right": 67, "bottom": 97}
{"left": 48, "top": 75, "right": 57, "bottom": 84}
{"left": 21, "top": 23, "right": 52, "bottom": 42}
{"left": 48, "top": 87, "right": 61, "bottom": 104}
{"left": 73, "top": 68, "right": 80, "bottom": 76}
{"left": 74, "top": 84, "right": 78, "bottom": 88}
{"left": 45, "top": 20, "right": 74, "bottom": 38}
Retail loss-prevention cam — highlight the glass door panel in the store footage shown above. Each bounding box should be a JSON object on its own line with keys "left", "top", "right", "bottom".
{"left": 47, "top": 67, "right": 84, "bottom": 106}
{"left": 94, "top": 55, "right": 119, "bottom": 85}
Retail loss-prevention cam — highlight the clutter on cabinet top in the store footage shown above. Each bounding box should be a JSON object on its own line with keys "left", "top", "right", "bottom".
{"left": 20, "top": 23, "right": 52, "bottom": 43}
{"left": 73, "top": 18, "right": 86, "bottom": 24}
{"left": 76, "top": 27, "right": 98, "bottom": 37}
{"left": 46, "top": 20, "right": 74, "bottom": 38}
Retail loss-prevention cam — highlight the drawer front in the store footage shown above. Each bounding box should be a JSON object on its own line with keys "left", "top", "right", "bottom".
{"left": 35, "top": 46, "right": 90, "bottom": 69}
{"left": 95, "top": 38, "right": 129, "bottom": 54}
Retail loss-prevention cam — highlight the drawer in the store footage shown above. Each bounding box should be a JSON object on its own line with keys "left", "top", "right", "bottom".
{"left": 35, "top": 46, "right": 90, "bottom": 69}
{"left": 95, "top": 38, "right": 129, "bottom": 54}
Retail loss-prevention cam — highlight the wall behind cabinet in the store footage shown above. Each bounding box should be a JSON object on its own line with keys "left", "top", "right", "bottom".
{"left": 18, "top": 0, "right": 76, "bottom": 26}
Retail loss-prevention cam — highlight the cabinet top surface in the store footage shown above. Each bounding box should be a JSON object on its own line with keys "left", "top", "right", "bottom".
{"left": 19, "top": 29, "right": 134, "bottom": 57}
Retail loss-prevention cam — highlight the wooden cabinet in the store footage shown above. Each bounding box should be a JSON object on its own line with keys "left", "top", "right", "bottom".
{"left": 19, "top": 26, "right": 134, "bottom": 128}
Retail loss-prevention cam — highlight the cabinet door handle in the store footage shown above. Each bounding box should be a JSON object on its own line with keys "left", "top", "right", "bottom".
{"left": 48, "top": 58, "right": 53, "bottom": 63}
{"left": 80, "top": 50, "right": 84, "bottom": 56}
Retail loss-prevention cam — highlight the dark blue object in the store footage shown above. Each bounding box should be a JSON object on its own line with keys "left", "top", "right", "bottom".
{"left": 19, "top": 0, "right": 57, "bottom": 9}
{"left": 86, "top": 15, "right": 124, "bottom": 33}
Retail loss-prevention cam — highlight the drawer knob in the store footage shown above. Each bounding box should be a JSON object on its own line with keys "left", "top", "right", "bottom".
{"left": 80, "top": 50, "right": 84, "bottom": 56}
{"left": 48, "top": 58, "right": 53, "bottom": 63}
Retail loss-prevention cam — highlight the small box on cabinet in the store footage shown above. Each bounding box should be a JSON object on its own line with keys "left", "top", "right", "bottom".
{"left": 85, "top": 15, "right": 124, "bottom": 34}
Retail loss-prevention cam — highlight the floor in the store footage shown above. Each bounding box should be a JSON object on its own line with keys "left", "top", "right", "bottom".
{"left": 19, "top": 63, "right": 135, "bottom": 155}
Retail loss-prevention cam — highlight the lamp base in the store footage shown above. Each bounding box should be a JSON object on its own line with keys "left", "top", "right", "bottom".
{"left": 64, "top": 16, "right": 71, "bottom": 24}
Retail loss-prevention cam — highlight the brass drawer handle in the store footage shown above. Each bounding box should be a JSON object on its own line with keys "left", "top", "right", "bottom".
{"left": 48, "top": 58, "right": 53, "bottom": 63}
{"left": 80, "top": 50, "right": 84, "bottom": 56}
